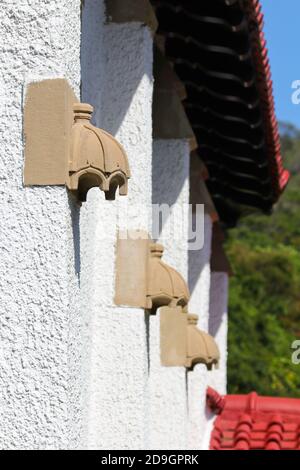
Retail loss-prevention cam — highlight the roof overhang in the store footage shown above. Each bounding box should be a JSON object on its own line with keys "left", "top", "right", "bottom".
{"left": 151, "top": 0, "right": 289, "bottom": 226}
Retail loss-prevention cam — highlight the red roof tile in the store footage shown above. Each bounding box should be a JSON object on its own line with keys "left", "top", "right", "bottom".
{"left": 244, "top": 0, "right": 290, "bottom": 198}
{"left": 207, "top": 387, "right": 300, "bottom": 450}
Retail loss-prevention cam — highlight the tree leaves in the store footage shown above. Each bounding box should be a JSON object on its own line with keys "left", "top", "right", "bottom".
{"left": 226, "top": 123, "right": 300, "bottom": 397}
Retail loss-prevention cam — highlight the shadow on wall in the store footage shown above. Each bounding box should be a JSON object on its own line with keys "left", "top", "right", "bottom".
{"left": 151, "top": 142, "right": 188, "bottom": 210}
{"left": 152, "top": 144, "right": 209, "bottom": 296}
{"left": 187, "top": 215, "right": 211, "bottom": 295}
{"left": 208, "top": 273, "right": 228, "bottom": 338}
{"left": 188, "top": 153, "right": 212, "bottom": 295}
{"left": 81, "top": 1, "right": 152, "bottom": 134}
{"left": 151, "top": 140, "right": 188, "bottom": 240}
{"left": 68, "top": 193, "right": 81, "bottom": 281}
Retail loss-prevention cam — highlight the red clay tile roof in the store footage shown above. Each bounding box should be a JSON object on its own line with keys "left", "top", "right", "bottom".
{"left": 244, "top": 0, "right": 290, "bottom": 199}
{"left": 207, "top": 387, "right": 300, "bottom": 450}
{"left": 152, "top": 0, "right": 290, "bottom": 226}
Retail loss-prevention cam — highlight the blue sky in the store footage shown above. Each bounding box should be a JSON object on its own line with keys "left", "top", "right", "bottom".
{"left": 261, "top": 0, "right": 300, "bottom": 128}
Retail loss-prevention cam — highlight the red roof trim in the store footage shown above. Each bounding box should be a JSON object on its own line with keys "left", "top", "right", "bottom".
{"left": 244, "top": 0, "right": 290, "bottom": 199}
{"left": 207, "top": 387, "right": 300, "bottom": 450}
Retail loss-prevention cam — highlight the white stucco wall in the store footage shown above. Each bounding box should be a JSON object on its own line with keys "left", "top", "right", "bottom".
{"left": 149, "top": 139, "right": 190, "bottom": 449}
{"left": 187, "top": 214, "right": 212, "bottom": 449}
{"left": 0, "top": 0, "right": 81, "bottom": 449}
{"left": 208, "top": 272, "right": 228, "bottom": 394}
{"left": 188, "top": 214, "right": 212, "bottom": 331}
{"left": 0, "top": 0, "right": 228, "bottom": 450}
{"left": 80, "top": 0, "right": 154, "bottom": 449}
{"left": 186, "top": 219, "right": 228, "bottom": 450}
{"left": 202, "top": 271, "right": 229, "bottom": 450}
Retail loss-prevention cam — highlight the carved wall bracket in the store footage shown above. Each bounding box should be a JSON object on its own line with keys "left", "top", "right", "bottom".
{"left": 115, "top": 232, "right": 220, "bottom": 370}
{"left": 160, "top": 307, "right": 220, "bottom": 371}
{"left": 210, "top": 222, "right": 233, "bottom": 275}
{"left": 69, "top": 103, "right": 130, "bottom": 201}
{"left": 147, "top": 243, "right": 190, "bottom": 311}
{"left": 115, "top": 232, "right": 190, "bottom": 312}
{"left": 24, "top": 78, "right": 130, "bottom": 202}
{"left": 153, "top": 47, "right": 197, "bottom": 150}
{"left": 185, "top": 314, "right": 220, "bottom": 370}
{"left": 190, "top": 153, "right": 219, "bottom": 223}
{"left": 105, "top": 0, "right": 158, "bottom": 34}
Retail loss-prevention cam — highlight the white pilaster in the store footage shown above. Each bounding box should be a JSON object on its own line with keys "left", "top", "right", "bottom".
{"left": 80, "top": 0, "right": 153, "bottom": 449}
{"left": 148, "top": 139, "right": 190, "bottom": 449}
{"left": 187, "top": 214, "right": 213, "bottom": 449}
{"left": 0, "top": 0, "right": 81, "bottom": 449}
{"left": 208, "top": 272, "right": 228, "bottom": 394}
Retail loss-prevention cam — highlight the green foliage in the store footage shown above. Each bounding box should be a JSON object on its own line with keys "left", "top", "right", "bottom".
{"left": 226, "top": 123, "right": 300, "bottom": 397}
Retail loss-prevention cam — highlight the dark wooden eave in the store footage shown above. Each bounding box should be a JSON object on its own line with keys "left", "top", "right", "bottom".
{"left": 151, "top": 0, "right": 289, "bottom": 226}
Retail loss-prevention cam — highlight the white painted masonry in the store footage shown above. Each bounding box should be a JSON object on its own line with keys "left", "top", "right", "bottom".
{"left": 0, "top": 0, "right": 228, "bottom": 449}
{"left": 208, "top": 272, "right": 228, "bottom": 395}
{"left": 0, "top": 0, "right": 81, "bottom": 449}
{"left": 81, "top": 0, "right": 153, "bottom": 449}
{"left": 201, "top": 272, "right": 229, "bottom": 449}
{"left": 187, "top": 214, "right": 213, "bottom": 449}
{"left": 150, "top": 139, "right": 190, "bottom": 449}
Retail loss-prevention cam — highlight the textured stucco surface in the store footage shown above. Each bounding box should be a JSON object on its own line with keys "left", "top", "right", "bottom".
{"left": 0, "top": 0, "right": 228, "bottom": 449}
{"left": 0, "top": 0, "right": 81, "bottom": 449}
{"left": 208, "top": 272, "right": 228, "bottom": 395}
{"left": 149, "top": 139, "right": 190, "bottom": 449}
{"left": 81, "top": 0, "right": 153, "bottom": 448}
{"left": 187, "top": 222, "right": 228, "bottom": 450}
{"left": 201, "top": 271, "right": 229, "bottom": 450}
{"left": 187, "top": 214, "right": 212, "bottom": 449}
{"left": 188, "top": 214, "right": 212, "bottom": 330}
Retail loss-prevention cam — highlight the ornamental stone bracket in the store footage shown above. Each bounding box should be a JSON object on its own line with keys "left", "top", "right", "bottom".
{"left": 23, "top": 78, "right": 130, "bottom": 202}
{"left": 185, "top": 314, "right": 220, "bottom": 370}
{"left": 114, "top": 231, "right": 190, "bottom": 312}
{"left": 105, "top": 0, "right": 158, "bottom": 34}
{"left": 160, "top": 307, "right": 220, "bottom": 370}
{"left": 190, "top": 153, "right": 219, "bottom": 223}
{"left": 210, "top": 222, "right": 233, "bottom": 275}
{"left": 153, "top": 47, "right": 197, "bottom": 151}
{"left": 115, "top": 231, "right": 220, "bottom": 370}
{"left": 69, "top": 103, "right": 130, "bottom": 201}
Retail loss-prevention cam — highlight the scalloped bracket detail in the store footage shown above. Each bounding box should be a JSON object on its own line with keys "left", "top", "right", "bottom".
{"left": 23, "top": 78, "right": 130, "bottom": 202}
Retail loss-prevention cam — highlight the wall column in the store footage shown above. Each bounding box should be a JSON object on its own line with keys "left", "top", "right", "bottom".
{"left": 187, "top": 153, "right": 218, "bottom": 449}
{"left": 208, "top": 223, "right": 231, "bottom": 395}
{"left": 80, "top": 0, "right": 154, "bottom": 449}
{"left": 149, "top": 139, "right": 190, "bottom": 449}
{"left": 0, "top": 0, "right": 81, "bottom": 449}
{"left": 187, "top": 214, "right": 213, "bottom": 449}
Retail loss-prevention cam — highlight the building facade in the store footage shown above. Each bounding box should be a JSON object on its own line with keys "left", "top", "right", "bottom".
{"left": 0, "top": 0, "right": 287, "bottom": 449}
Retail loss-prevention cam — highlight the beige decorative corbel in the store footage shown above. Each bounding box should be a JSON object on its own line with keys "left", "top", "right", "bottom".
{"left": 153, "top": 47, "right": 197, "bottom": 150}
{"left": 160, "top": 308, "right": 220, "bottom": 370}
{"left": 115, "top": 231, "right": 220, "bottom": 370}
{"left": 190, "top": 153, "right": 219, "bottom": 222}
{"left": 160, "top": 306, "right": 187, "bottom": 367}
{"left": 191, "top": 151, "right": 209, "bottom": 180}
{"left": 24, "top": 78, "right": 130, "bottom": 201}
{"left": 114, "top": 232, "right": 190, "bottom": 311}
{"left": 147, "top": 243, "right": 190, "bottom": 310}
{"left": 185, "top": 314, "right": 220, "bottom": 370}
{"left": 105, "top": 0, "right": 158, "bottom": 34}
{"left": 69, "top": 103, "right": 130, "bottom": 201}
{"left": 210, "top": 222, "right": 233, "bottom": 275}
